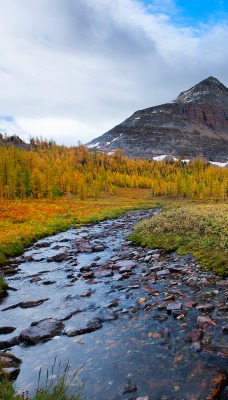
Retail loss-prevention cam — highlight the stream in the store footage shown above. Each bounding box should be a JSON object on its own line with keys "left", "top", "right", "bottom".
{"left": 0, "top": 209, "right": 228, "bottom": 400}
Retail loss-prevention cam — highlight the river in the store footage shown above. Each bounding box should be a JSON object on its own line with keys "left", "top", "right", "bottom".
{"left": 0, "top": 209, "right": 227, "bottom": 399}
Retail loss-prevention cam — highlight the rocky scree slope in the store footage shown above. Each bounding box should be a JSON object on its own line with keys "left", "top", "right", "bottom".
{"left": 87, "top": 77, "right": 228, "bottom": 161}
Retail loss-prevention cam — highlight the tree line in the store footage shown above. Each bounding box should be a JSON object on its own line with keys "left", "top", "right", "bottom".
{"left": 0, "top": 141, "right": 227, "bottom": 200}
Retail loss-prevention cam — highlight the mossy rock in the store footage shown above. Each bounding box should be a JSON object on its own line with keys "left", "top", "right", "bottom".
{"left": 0, "top": 277, "right": 9, "bottom": 299}
{"left": 0, "top": 352, "right": 21, "bottom": 381}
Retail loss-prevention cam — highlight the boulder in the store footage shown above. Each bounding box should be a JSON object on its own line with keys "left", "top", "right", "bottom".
{"left": 20, "top": 318, "right": 64, "bottom": 344}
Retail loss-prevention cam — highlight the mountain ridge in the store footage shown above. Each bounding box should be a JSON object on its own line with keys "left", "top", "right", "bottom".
{"left": 87, "top": 76, "right": 228, "bottom": 161}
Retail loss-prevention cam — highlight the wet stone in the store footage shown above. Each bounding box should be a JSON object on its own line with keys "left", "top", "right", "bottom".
{"left": 81, "top": 272, "right": 95, "bottom": 280}
{"left": 166, "top": 302, "right": 182, "bottom": 312}
{"left": 0, "top": 351, "right": 21, "bottom": 381}
{"left": 21, "top": 255, "right": 34, "bottom": 262}
{"left": 216, "top": 280, "right": 228, "bottom": 287}
{"left": 30, "top": 275, "right": 42, "bottom": 283}
{"left": 20, "top": 318, "right": 64, "bottom": 344}
{"left": 95, "top": 310, "right": 118, "bottom": 322}
{"left": 156, "top": 269, "right": 170, "bottom": 278}
{"left": 0, "top": 337, "right": 20, "bottom": 350}
{"left": 191, "top": 341, "right": 202, "bottom": 352}
{"left": 197, "top": 316, "right": 216, "bottom": 329}
{"left": 66, "top": 318, "right": 103, "bottom": 337}
{"left": 107, "top": 300, "right": 119, "bottom": 308}
{"left": 47, "top": 252, "right": 68, "bottom": 262}
{"left": 222, "top": 324, "right": 228, "bottom": 333}
{"left": 196, "top": 303, "right": 215, "bottom": 312}
{"left": 0, "top": 326, "right": 16, "bottom": 334}
{"left": 115, "top": 260, "right": 136, "bottom": 269}
{"left": 186, "top": 277, "right": 198, "bottom": 285}
{"left": 3, "top": 299, "right": 49, "bottom": 311}
{"left": 92, "top": 244, "right": 105, "bottom": 252}
{"left": 35, "top": 241, "right": 51, "bottom": 248}
{"left": 184, "top": 329, "right": 203, "bottom": 343}
{"left": 168, "top": 263, "right": 184, "bottom": 272}
{"left": 20, "top": 299, "right": 49, "bottom": 309}
{"left": 122, "top": 380, "right": 137, "bottom": 394}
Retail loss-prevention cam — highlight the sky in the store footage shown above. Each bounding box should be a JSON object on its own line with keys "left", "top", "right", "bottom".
{"left": 0, "top": 0, "right": 227, "bottom": 146}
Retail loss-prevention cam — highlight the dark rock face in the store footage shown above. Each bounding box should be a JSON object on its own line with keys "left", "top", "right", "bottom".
{"left": 87, "top": 77, "right": 228, "bottom": 161}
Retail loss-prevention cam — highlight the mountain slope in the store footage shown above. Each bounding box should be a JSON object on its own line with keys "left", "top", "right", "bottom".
{"left": 87, "top": 77, "right": 228, "bottom": 161}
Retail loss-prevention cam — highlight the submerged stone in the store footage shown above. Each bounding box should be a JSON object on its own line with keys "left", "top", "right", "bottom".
{"left": 66, "top": 318, "right": 103, "bottom": 336}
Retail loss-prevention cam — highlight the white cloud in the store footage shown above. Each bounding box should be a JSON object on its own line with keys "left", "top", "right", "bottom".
{"left": 0, "top": 0, "right": 227, "bottom": 145}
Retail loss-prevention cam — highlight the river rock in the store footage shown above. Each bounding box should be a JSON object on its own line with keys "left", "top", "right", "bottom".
{"left": 122, "top": 380, "right": 137, "bottom": 394}
{"left": 0, "top": 326, "right": 16, "bottom": 334}
{"left": 35, "top": 241, "right": 51, "bottom": 248}
{"left": 186, "top": 276, "right": 198, "bottom": 285}
{"left": 30, "top": 275, "right": 42, "bottom": 283}
{"left": 196, "top": 303, "right": 215, "bottom": 312}
{"left": 0, "top": 337, "right": 20, "bottom": 350}
{"left": 0, "top": 351, "right": 21, "bottom": 380}
{"left": 92, "top": 244, "right": 105, "bottom": 252}
{"left": 156, "top": 269, "right": 170, "bottom": 278}
{"left": 190, "top": 341, "right": 202, "bottom": 352}
{"left": 20, "top": 318, "right": 64, "bottom": 344}
{"left": 166, "top": 302, "right": 182, "bottom": 312}
{"left": 197, "top": 316, "right": 216, "bottom": 329}
{"left": 222, "top": 324, "right": 228, "bottom": 333}
{"left": 95, "top": 310, "right": 118, "bottom": 322}
{"left": 47, "top": 252, "right": 68, "bottom": 262}
{"left": 114, "top": 260, "right": 136, "bottom": 269}
{"left": 66, "top": 318, "right": 103, "bottom": 336}
{"left": 216, "top": 280, "right": 228, "bottom": 287}
{"left": 184, "top": 329, "right": 203, "bottom": 343}
{"left": 20, "top": 299, "right": 49, "bottom": 309}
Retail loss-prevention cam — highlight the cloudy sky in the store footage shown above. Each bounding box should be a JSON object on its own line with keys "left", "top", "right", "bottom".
{"left": 0, "top": 0, "right": 227, "bottom": 145}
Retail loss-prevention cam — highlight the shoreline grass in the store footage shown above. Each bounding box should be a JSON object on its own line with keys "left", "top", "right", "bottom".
{"left": 130, "top": 201, "right": 228, "bottom": 277}
{"left": 0, "top": 188, "right": 159, "bottom": 266}
{"left": 0, "top": 359, "right": 84, "bottom": 400}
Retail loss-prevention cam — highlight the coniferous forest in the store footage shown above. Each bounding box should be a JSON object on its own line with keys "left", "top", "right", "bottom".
{"left": 0, "top": 139, "right": 228, "bottom": 201}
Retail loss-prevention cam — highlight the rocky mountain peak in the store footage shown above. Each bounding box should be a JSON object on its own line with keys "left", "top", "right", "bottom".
{"left": 87, "top": 77, "right": 228, "bottom": 162}
{"left": 174, "top": 76, "right": 228, "bottom": 108}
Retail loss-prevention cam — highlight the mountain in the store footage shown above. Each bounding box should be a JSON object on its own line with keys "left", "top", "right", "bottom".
{"left": 87, "top": 77, "right": 228, "bottom": 161}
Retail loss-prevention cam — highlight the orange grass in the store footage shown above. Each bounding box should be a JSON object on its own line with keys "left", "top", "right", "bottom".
{"left": 0, "top": 188, "right": 158, "bottom": 264}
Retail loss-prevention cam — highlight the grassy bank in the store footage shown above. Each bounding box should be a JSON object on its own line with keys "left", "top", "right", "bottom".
{"left": 130, "top": 201, "right": 228, "bottom": 277}
{"left": 0, "top": 188, "right": 159, "bottom": 266}
{"left": 0, "top": 359, "right": 84, "bottom": 400}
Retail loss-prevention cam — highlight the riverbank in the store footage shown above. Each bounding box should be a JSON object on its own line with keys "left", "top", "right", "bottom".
{"left": 130, "top": 201, "right": 228, "bottom": 277}
{"left": 0, "top": 189, "right": 159, "bottom": 267}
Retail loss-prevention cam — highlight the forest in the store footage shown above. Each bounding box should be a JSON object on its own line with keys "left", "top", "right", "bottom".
{"left": 0, "top": 138, "right": 228, "bottom": 201}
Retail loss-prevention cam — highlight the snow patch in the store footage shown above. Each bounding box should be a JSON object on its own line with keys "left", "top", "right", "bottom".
{"left": 87, "top": 142, "right": 100, "bottom": 148}
{"left": 134, "top": 117, "right": 141, "bottom": 120}
{"left": 209, "top": 161, "right": 228, "bottom": 168}
{"left": 153, "top": 155, "right": 178, "bottom": 161}
{"left": 112, "top": 137, "right": 119, "bottom": 142}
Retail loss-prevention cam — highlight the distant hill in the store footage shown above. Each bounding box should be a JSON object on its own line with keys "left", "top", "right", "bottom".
{"left": 0, "top": 133, "right": 30, "bottom": 150}
{"left": 87, "top": 76, "right": 228, "bottom": 162}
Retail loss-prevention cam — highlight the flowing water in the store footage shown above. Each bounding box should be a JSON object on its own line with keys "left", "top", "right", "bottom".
{"left": 0, "top": 209, "right": 227, "bottom": 399}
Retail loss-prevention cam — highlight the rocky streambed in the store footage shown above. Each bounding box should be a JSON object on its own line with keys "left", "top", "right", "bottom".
{"left": 0, "top": 209, "right": 227, "bottom": 400}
